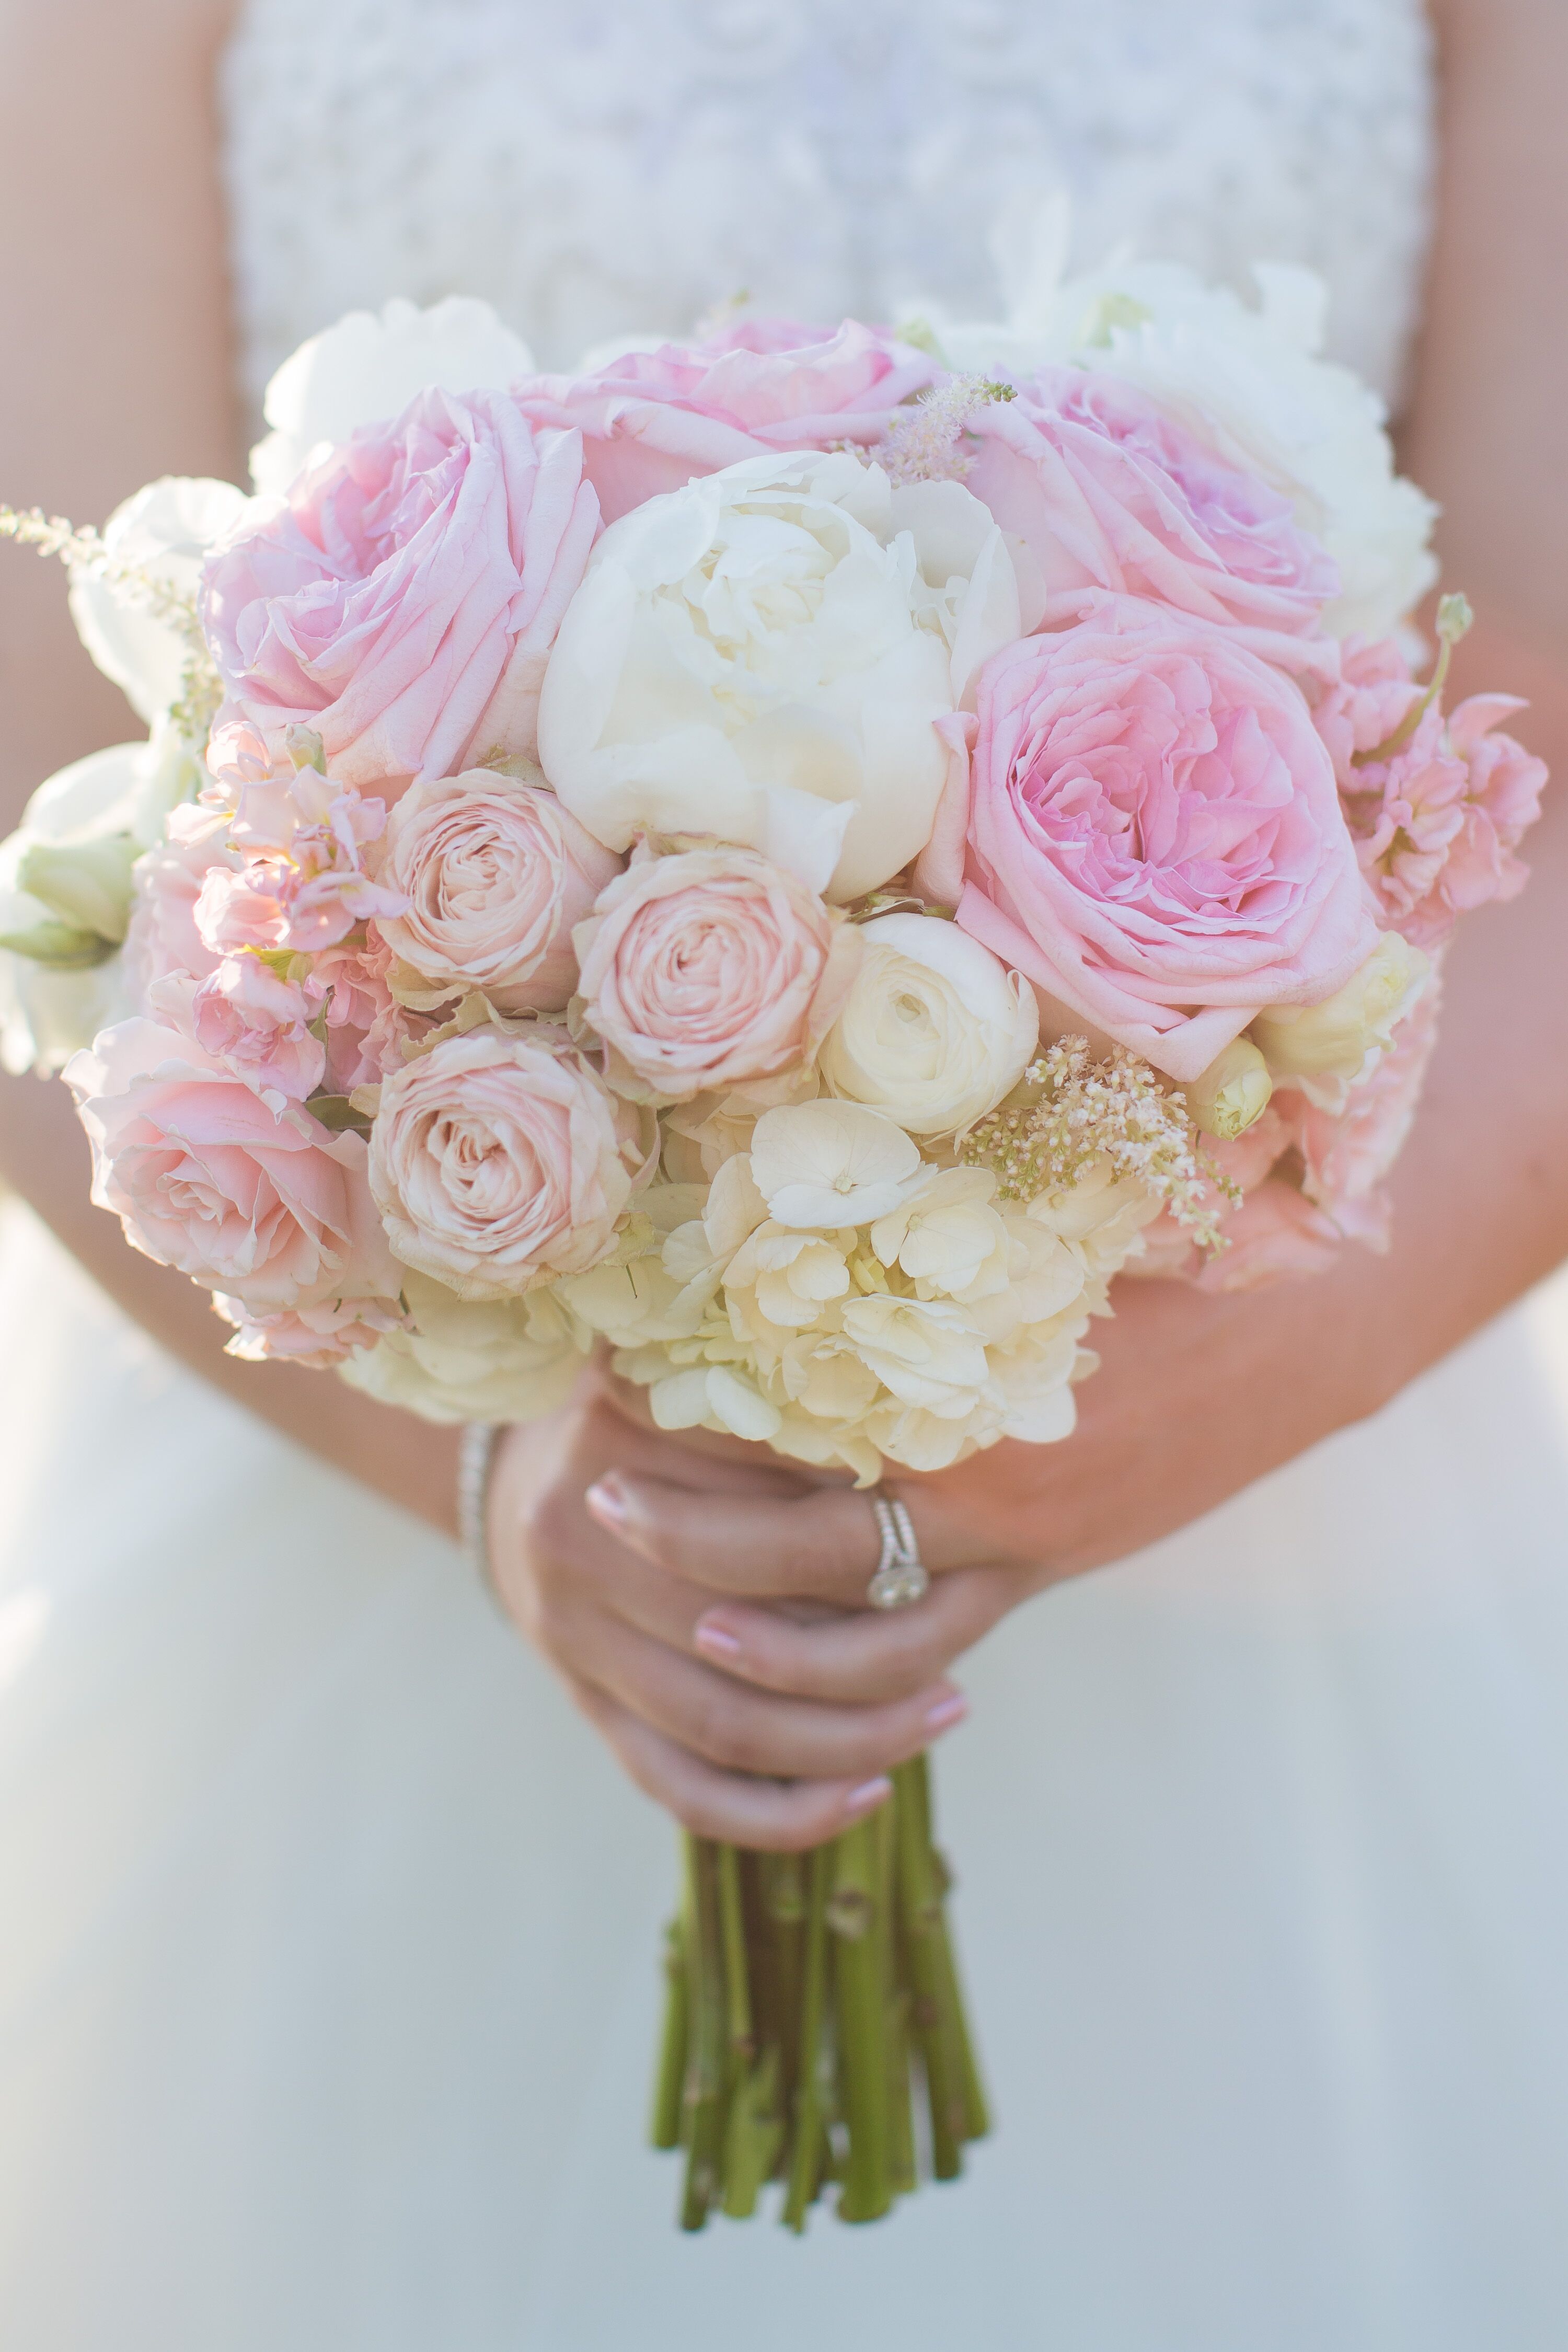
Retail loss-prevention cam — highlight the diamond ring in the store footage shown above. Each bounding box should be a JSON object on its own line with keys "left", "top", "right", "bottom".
{"left": 866, "top": 1493, "right": 930, "bottom": 1610}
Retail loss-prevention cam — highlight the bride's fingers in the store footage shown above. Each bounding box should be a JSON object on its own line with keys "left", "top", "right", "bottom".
{"left": 565, "top": 1608, "right": 967, "bottom": 1782}
{"left": 567, "top": 1678, "right": 895, "bottom": 1853}
{"left": 583, "top": 1472, "right": 982, "bottom": 1606}
{"left": 688, "top": 1566, "right": 1014, "bottom": 1705}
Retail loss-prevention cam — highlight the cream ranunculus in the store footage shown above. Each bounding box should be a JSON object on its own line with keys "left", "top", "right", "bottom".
{"left": 340, "top": 1271, "right": 590, "bottom": 1421}
{"left": 1250, "top": 931, "right": 1429, "bottom": 1109}
{"left": 1183, "top": 1035, "right": 1274, "bottom": 1140}
{"left": 820, "top": 913, "right": 1037, "bottom": 1134}
{"left": 248, "top": 296, "right": 537, "bottom": 499}
{"left": 536, "top": 449, "right": 1023, "bottom": 902}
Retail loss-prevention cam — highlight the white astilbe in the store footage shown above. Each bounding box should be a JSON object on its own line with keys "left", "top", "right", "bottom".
{"left": 875, "top": 375, "right": 1018, "bottom": 486}
{"left": 0, "top": 505, "right": 222, "bottom": 741}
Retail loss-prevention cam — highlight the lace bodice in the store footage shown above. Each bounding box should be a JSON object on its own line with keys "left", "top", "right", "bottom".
{"left": 224, "top": 0, "right": 1434, "bottom": 414}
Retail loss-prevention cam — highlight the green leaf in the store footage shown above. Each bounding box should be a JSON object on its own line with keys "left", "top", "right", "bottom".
{"left": 307, "top": 1093, "right": 372, "bottom": 1136}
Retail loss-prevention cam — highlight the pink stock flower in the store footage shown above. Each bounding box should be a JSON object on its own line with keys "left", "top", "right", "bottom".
{"left": 368, "top": 1027, "right": 651, "bottom": 1300}
{"left": 374, "top": 767, "right": 620, "bottom": 1014}
{"left": 957, "top": 602, "right": 1376, "bottom": 1081}
{"left": 215, "top": 1291, "right": 406, "bottom": 1370}
{"left": 201, "top": 388, "right": 599, "bottom": 792}
{"left": 306, "top": 933, "right": 432, "bottom": 1094}
{"left": 965, "top": 368, "right": 1338, "bottom": 636}
{"left": 573, "top": 845, "right": 861, "bottom": 1101}
{"left": 1279, "top": 954, "right": 1445, "bottom": 1251}
{"left": 1320, "top": 640, "right": 1547, "bottom": 950}
{"left": 188, "top": 955, "right": 326, "bottom": 1105}
{"left": 65, "top": 1019, "right": 401, "bottom": 1315}
{"left": 514, "top": 317, "right": 936, "bottom": 523}
{"left": 123, "top": 802, "right": 239, "bottom": 999}
{"left": 194, "top": 775, "right": 408, "bottom": 958}
{"left": 1191, "top": 1178, "right": 1343, "bottom": 1292}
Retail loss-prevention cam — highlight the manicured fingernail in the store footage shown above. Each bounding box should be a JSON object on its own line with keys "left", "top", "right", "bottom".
{"left": 694, "top": 1621, "right": 743, "bottom": 1663}
{"left": 844, "top": 1776, "right": 893, "bottom": 1817}
{"left": 925, "top": 1692, "right": 969, "bottom": 1736}
{"left": 584, "top": 1477, "right": 628, "bottom": 1529}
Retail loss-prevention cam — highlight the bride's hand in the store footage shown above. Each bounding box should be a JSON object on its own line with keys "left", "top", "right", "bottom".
{"left": 485, "top": 1375, "right": 977, "bottom": 1851}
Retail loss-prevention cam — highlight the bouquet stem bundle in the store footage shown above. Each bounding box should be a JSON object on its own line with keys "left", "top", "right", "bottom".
{"left": 651, "top": 1754, "right": 987, "bottom": 2230}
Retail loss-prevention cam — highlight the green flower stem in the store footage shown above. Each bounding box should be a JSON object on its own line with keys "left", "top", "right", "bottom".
{"left": 650, "top": 1918, "right": 687, "bottom": 2151}
{"left": 831, "top": 1818, "right": 893, "bottom": 2224}
{"left": 781, "top": 1846, "right": 831, "bottom": 2233}
{"left": 655, "top": 1763, "right": 987, "bottom": 2231}
{"left": 679, "top": 1837, "right": 728, "bottom": 2232}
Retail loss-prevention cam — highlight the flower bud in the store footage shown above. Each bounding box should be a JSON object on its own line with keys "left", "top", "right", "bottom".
{"left": 17, "top": 834, "right": 140, "bottom": 944}
{"left": 1251, "top": 932, "right": 1429, "bottom": 1091}
{"left": 1184, "top": 1036, "right": 1274, "bottom": 1139}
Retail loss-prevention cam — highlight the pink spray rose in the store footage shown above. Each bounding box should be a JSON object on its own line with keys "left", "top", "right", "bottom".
{"left": 194, "top": 773, "right": 408, "bottom": 958}
{"left": 65, "top": 1019, "right": 401, "bottom": 1314}
{"left": 373, "top": 767, "right": 620, "bottom": 1014}
{"left": 573, "top": 845, "right": 862, "bottom": 1101}
{"left": 964, "top": 368, "right": 1338, "bottom": 636}
{"left": 514, "top": 317, "right": 936, "bottom": 523}
{"left": 188, "top": 955, "right": 327, "bottom": 1105}
{"left": 201, "top": 389, "right": 600, "bottom": 792}
{"left": 215, "top": 1290, "right": 406, "bottom": 1370}
{"left": 956, "top": 602, "right": 1377, "bottom": 1081}
{"left": 368, "top": 1027, "right": 651, "bottom": 1299}
{"left": 1322, "top": 639, "right": 1546, "bottom": 949}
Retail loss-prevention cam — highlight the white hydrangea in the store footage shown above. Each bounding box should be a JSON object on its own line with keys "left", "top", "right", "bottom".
{"left": 340, "top": 1273, "right": 589, "bottom": 1425}
{"left": 571, "top": 1101, "right": 1155, "bottom": 1480}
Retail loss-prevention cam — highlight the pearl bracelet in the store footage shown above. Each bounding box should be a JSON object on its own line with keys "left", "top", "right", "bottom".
{"left": 457, "top": 1421, "right": 502, "bottom": 1577}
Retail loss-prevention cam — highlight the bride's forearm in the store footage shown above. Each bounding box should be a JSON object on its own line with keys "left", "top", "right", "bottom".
{"left": 1, "top": 1073, "right": 461, "bottom": 1532}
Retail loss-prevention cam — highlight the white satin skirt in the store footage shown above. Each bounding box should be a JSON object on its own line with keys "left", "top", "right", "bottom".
{"left": 4, "top": 1189, "right": 1568, "bottom": 2352}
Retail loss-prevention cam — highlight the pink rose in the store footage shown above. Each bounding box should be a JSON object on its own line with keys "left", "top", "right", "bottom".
{"left": 965, "top": 368, "right": 1338, "bottom": 636}
{"left": 194, "top": 773, "right": 408, "bottom": 958}
{"left": 515, "top": 318, "right": 936, "bottom": 524}
{"left": 123, "top": 803, "right": 238, "bottom": 999}
{"left": 573, "top": 846, "right": 860, "bottom": 1101}
{"left": 1324, "top": 642, "right": 1546, "bottom": 949}
{"left": 201, "top": 389, "right": 600, "bottom": 792}
{"left": 65, "top": 1019, "right": 401, "bottom": 1313}
{"left": 188, "top": 955, "right": 326, "bottom": 1104}
{"left": 374, "top": 768, "right": 620, "bottom": 1014}
{"left": 956, "top": 602, "right": 1377, "bottom": 1081}
{"left": 215, "top": 1291, "right": 405, "bottom": 1370}
{"left": 368, "top": 1027, "right": 650, "bottom": 1299}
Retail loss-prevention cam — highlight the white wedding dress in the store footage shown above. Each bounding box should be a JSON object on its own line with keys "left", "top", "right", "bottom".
{"left": 6, "top": 3, "right": 1568, "bottom": 2346}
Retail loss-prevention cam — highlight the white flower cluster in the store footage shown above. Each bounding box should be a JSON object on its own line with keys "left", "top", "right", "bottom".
{"left": 553, "top": 1100, "right": 1159, "bottom": 1482}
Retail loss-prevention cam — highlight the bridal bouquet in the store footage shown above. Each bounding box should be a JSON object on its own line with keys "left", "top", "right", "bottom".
{"left": 2, "top": 262, "right": 1544, "bottom": 2228}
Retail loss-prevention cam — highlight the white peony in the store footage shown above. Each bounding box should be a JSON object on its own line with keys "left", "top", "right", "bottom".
{"left": 537, "top": 449, "right": 1023, "bottom": 902}
{"left": 1251, "top": 931, "right": 1429, "bottom": 1109}
{"left": 68, "top": 475, "right": 254, "bottom": 725}
{"left": 944, "top": 240, "right": 1436, "bottom": 642}
{"left": 339, "top": 1272, "right": 588, "bottom": 1423}
{"left": 820, "top": 913, "right": 1038, "bottom": 1134}
{"left": 249, "top": 296, "right": 536, "bottom": 499}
